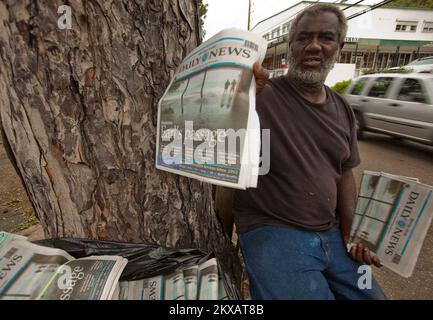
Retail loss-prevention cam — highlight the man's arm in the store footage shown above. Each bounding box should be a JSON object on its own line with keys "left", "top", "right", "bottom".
{"left": 337, "top": 169, "right": 381, "bottom": 267}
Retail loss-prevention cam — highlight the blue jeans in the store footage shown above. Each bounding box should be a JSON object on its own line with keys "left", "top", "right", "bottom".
{"left": 239, "top": 226, "right": 387, "bottom": 300}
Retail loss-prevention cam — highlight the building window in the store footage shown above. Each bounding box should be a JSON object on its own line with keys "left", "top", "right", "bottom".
{"left": 271, "top": 27, "right": 280, "bottom": 39}
{"left": 395, "top": 20, "right": 418, "bottom": 32}
{"left": 422, "top": 21, "right": 433, "bottom": 33}
{"left": 339, "top": 51, "right": 352, "bottom": 64}
{"left": 263, "top": 33, "right": 269, "bottom": 41}
{"left": 282, "top": 22, "right": 291, "bottom": 34}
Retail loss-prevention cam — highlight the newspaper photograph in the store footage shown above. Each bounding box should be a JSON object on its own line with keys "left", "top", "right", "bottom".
{"left": 349, "top": 172, "right": 433, "bottom": 277}
{"left": 0, "top": 237, "right": 73, "bottom": 300}
{"left": 156, "top": 28, "right": 267, "bottom": 189}
{"left": 349, "top": 171, "right": 381, "bottom": 243}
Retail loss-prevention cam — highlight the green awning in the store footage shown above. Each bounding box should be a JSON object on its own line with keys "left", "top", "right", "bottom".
{"left": 357, "top": 38, "right": 433, "bottom": 47}
{"left": 358, "top": 38, "right": 380, "bottom": 46}
{"left": 379, "top": 39, "right": 433, "bottom": 47}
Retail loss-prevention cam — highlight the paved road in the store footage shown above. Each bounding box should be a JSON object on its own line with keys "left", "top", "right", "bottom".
{"left": 354, "top": 132, "right": 433, "bottom": 300}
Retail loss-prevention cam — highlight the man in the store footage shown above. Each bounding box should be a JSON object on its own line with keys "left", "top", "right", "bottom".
{"left": 221, "top": 79, "right": 230, "bottom": 107}
{"left": 233, "top": 4, "right": 386, "bottom": 300}
{"left": 227, "top": 79, "right": 237, "bottom": 108}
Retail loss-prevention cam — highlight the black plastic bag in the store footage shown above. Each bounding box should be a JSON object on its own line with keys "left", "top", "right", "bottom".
{"left": 35, "top": 238, "right": 240, "bottom": 299}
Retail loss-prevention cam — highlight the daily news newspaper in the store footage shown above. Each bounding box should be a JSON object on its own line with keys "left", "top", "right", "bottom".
{"left": 117, "top": 258, "right": 227, "bottom": 300}
{"left": 349, "top": 171, "right": 433, "bottom": 277}
{"left": 0, "top": 231, "right": 127, "bottom": 300}
{"left": 155, "top": 28, "right": 267, "bottom": 189}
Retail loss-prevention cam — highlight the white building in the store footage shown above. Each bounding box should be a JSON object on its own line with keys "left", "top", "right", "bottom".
{"left": 252, "top": 1, "right": 433, "bottom": 71}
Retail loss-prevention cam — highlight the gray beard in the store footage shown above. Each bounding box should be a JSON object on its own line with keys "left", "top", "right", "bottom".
{"left": 287, "top": 50, "right": 339, "bottom": 86}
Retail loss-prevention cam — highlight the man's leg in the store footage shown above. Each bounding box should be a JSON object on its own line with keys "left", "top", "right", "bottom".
{"left": 239, "top": 226, "right": 335, "bottom": 300}
{"left": 320, "top": 230, "right": 387, "bottom": 300}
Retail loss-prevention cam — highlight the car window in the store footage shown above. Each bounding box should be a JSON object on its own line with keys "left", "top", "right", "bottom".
{"left": 349, "top": 78, "right": 370, "bottom": 95}
{"left": 397, "top": 78, "right": 427, "bottom": 103}
{"left": 367, "top": 77, "right": 393, "bottom": 98}
{"left": 408, "top": 58, "right": 433, "bottom": 66}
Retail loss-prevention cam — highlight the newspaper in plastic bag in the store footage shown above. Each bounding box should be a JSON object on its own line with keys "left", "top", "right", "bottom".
{"left": 36, "top": 237, "right": 241, "bottom": 299}
{"left": 156, "top": 28, "right": 267, "bottom": 189}
{"left": 117, "top": 257, "right": 224, "bottom": 300}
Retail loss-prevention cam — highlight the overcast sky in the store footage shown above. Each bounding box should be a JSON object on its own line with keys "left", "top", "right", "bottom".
{"left": 203, "top": 0, "right": 384, "bottom": 40}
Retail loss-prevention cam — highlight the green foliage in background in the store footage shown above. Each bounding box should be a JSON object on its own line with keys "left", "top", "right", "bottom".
{"left": 199, "top": 1, "right": 209, "bottom": 40}
{"left": 362, "top": 67, "right": 411, "bottom": 75}
{"left": 331, "top": 79, "right": 352, "bottom": 93}
{"left": 383, "top": 0, "right": 433, "bottom": 8}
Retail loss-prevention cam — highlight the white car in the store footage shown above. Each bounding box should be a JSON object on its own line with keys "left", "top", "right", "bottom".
{"left": 390, "top": 56, "right": 433, "bottom": 73}
{"left": 345, "top": 72, "right": 433, "bottom": 145}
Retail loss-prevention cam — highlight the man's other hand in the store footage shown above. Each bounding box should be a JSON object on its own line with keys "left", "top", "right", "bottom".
{"left": 347, "top": 241, "right": 382, "bottom": 268}
{"left": 253, "top": 62, "right": 269, "bottom": 95}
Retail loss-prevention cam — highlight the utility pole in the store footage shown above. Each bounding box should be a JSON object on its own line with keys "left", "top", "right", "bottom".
{"left": 247, "top": 0, "right": 252, "bottom": 30}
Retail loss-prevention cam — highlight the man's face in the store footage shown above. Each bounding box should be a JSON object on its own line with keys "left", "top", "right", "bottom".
{"left": 287, "top": 12, "right": 342, "bottom": 85}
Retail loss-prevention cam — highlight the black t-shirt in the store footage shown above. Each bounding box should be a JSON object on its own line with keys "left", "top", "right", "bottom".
{"left": 233, "top": 76, "right": 360, "bottom": 234}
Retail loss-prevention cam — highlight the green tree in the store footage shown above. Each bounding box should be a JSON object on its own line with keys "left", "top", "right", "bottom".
{"left": 199, "top": 0, "right": 209, "bottom": 40}
{"left": 331, "top": 80, "right": 352, "bottom": 93}
{"left": 0, "top": 0, "right": 241, "bottom": 291}
{"left": 383, "top": 0, "right": 433, "bottom": 9}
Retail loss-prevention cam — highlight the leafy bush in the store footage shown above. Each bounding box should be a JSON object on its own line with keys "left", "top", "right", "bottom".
{"left": 361, "top": 67, "right": 411, "bottom": 75}
{"left": 331, "top": 79, "right": 352, "bottom": 93}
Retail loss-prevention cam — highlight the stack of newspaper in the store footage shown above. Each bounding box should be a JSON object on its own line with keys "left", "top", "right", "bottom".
{"left": 0, "top": 231, "right": 127, "bottom": 300}
{"left": 116, "top": 258, "right": 228, "bottom": 300}
{"left": 156, "top": 28, "right": 268, "bottom": 189}
{"left": 348, "top": 171, "right": 433, "bottom": 277}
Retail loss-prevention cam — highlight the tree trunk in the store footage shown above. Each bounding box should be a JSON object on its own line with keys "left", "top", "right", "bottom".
{"left": 0, "top": 0, "right": 241, "bottom": 289}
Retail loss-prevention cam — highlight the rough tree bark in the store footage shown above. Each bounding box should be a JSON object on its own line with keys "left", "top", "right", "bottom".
{"left": 0, "top": 0, "right": 241, "bottom": 289}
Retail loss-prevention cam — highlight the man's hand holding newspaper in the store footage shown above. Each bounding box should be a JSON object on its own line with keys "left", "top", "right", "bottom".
{"left": 346, "top": 236, "right": 382, "bottom": 268}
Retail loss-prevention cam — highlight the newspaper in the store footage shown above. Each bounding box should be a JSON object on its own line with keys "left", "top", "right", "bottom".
{"left": 183, "top": 265, "right": 198, "bottom": 300}
{"left": 349, "top": 171, "right": 433, "bottom": 277}
{"left": 155, "top": 28, "right": 268, "bottom": 189}
{"left": 218, "top": 277, "right": 228, "bottom": 300}
{"left": 198, "top": 258, "right": 219, "bottom": 300}
{"left": 118, "top": 275, "right": 164, "bottom": 300}
{"left": 164, "top": 268, "right": 185, "bottom": 300}
{"left": 0, "top": 231, "right": 127, "bottom": 300}
{"left": 117, "top": 258, "right": 223, "bottom": 300}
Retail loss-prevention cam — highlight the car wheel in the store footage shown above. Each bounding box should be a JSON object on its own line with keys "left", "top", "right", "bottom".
{"left": 354, "top": 112, "right": 365, "bottom": 140}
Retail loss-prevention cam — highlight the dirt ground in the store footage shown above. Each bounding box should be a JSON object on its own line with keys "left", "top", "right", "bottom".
{"left": 0, "top": 138, "right": 41, "bottom": 236}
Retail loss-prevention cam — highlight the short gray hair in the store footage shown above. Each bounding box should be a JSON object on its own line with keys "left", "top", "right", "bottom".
{"left": 288, "top": 4, "right": 348, "bottom": 45}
